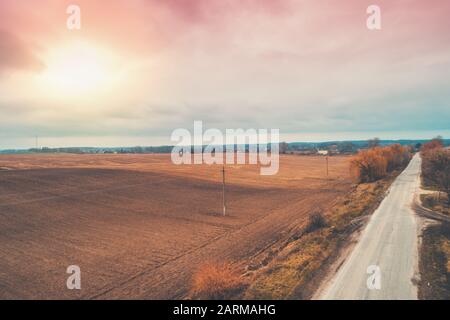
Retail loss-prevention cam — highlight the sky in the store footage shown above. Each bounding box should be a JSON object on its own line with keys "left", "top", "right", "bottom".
{"left": 0, "top": 0, "right": 449, "bottom": 149}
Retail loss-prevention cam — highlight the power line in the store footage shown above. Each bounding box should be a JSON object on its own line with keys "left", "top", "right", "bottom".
{"left": 222, "top": 164, "right": 226, "bottom": 216}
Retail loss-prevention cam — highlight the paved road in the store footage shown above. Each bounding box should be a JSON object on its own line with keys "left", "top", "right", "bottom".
{"left": 320, "top": 154, "right": 422, "bottom": 300}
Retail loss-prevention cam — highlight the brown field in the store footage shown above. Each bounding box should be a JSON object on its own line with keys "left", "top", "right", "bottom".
{"left": 0, "top": 153, "right": 352, "bottom": 299}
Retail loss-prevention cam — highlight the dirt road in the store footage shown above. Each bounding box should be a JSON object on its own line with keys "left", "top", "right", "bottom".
{"left": 320, "top": 154, "right": 422, "bottom": 300}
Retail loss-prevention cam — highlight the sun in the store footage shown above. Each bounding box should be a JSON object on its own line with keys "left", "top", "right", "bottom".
{"left": 40, "top": 41, "right": 112, "bottom": 96}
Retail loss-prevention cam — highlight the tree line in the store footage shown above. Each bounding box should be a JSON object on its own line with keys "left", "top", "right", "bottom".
{"left": 350, "top": 141, "right": 412, "bottom": 183}
{"left": 421, "top": 137, "right": 450, "bottom": 206}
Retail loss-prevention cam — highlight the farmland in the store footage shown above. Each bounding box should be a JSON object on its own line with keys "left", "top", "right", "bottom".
{"left": 0, "top": 154, "right": 352, "bottom": 299}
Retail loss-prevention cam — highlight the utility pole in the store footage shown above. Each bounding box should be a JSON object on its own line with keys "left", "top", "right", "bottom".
{"left": 326, "top": 155, "right": 329, "bottom": 177}
{"left": 222, "top": 164, "right": 226, "bottom": 216}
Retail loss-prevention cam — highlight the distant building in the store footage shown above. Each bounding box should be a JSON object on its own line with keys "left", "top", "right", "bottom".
{"left": 327, "top": 144, "right": 339, "bottom": 155}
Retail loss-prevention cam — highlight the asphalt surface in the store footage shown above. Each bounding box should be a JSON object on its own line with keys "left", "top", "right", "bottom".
{"left": 321, "top": 154, "right": 422, "bottom": 300}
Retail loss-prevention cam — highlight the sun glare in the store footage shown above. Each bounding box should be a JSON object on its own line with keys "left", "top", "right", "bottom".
{"left": 40, "top": 42, "right": 112, "bottom": 96}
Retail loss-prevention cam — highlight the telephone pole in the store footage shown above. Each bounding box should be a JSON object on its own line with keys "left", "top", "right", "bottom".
{"left": 326, "top": 155, "right": 329, "bottom": 177}
{"left": 222, "top": 164, "right": 226, "bottom": 216}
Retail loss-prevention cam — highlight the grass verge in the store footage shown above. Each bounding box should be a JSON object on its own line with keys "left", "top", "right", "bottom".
{"left": 190, "top": 262, "right": 247, "bottom": 299}
{"left": 419, "top": 222, "right": 450, "bottom": 299}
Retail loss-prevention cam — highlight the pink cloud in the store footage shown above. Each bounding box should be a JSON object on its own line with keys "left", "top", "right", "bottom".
{"left": 0, "top": 0, "right": 448, "bottom": 61}
{"left": 0, "top": 30, "right": 44, "bottom": 72}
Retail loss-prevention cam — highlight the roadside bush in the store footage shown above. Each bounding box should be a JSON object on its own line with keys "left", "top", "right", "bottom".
{"left": 422, "top": 148, "right": 450, "bottom": 206}
{"left": 350, "top": 148, "right": 387, "bottom": 183}
{"left": 421, "top": 194, "right": 450, "bottom": 215}
{"left": 421, "top": 137, "right": 444, "bottom": 153}
{"left": 305, "top": 211, "right": 328, "bottom": 233}
{"left": 191, "top": 262, "right": 246, "bottom": 299}
{"left": 350, "top": 144, "right": 412, "bottom": 183}
{"left": 383, "top": 144, "right": 411, "bottom": 171}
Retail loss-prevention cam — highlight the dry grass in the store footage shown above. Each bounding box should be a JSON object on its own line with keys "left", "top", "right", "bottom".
{"left": 442, "top": 238, "right": 450, "bottom": 273}
{"left": 244, "top": 229, "right": 335, "bottom": 299}
{"left": 190, "top": 262, "right": 246, "bottom": 299}
{"left": 304, "top": 211, "right": 328, "bottom": 233}
{"left": 421, "top": 193, "right": 450, "bottom": 216}
{"left": 419, "top": 223, "right": 450, "bottom": 299}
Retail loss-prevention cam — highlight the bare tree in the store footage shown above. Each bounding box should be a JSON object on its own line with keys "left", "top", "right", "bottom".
{"left": 279, "top": 142, "right": 288, "bottom": 154}
{"left": 423, "top": 149, "right": 450, "bottom": 206}
{"left": 421, "top": 136, "right": 444, "bottom": 153}
{"left": 368, "top": 137, "right": 380, "bottom": 149}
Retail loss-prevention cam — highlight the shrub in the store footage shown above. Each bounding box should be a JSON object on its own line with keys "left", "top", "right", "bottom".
{"left": 191, "top": 262, "right": 246, "bottom": 299}
{"left": 421, "top": 137, "right": 444, "bottom": 153}
{"left": 305, "top": 211, "right": 328, "bottom": 233}
{"left": 422, "top": 148, "right": 450, "bottom": 206}
{"left": 350, "top": 144, "right": 412, "bottom": 183}
{"left": 383, "top": 144, "right": 412, "bottom": 171}
{"left": 350, "top": 147, "right": 387, "bottom": 183}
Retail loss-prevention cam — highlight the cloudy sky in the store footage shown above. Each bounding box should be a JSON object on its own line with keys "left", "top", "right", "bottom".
{"left": 0, "top": 0, "right": 449, "bottom": 149}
